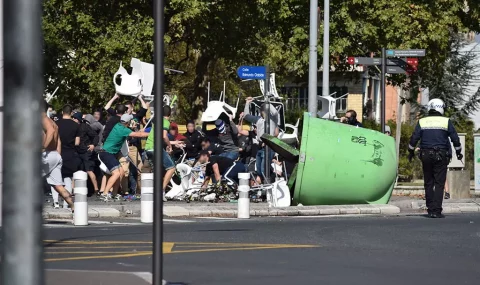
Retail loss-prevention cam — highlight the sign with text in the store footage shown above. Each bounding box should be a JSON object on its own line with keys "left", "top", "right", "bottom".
{"left": 347, "top": 57, "right": 407, "bottom": 66}
{"left": 386, "top": 49, "right": 426, "bottom": 57}
{"left": 386, "top": 66, "right": 406, "bottom": 74}
{"left": 237, "top": 66, "right": 267, "bottom": 80}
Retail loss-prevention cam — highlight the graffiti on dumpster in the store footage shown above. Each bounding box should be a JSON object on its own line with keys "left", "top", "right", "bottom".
{"left": 351, "top": 136, "right": 367, "bottom": 146}
{"left": 363, "top": 140, "right": 384, "bottom": 167}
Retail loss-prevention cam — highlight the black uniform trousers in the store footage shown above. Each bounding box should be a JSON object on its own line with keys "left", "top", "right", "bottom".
{"left": 420, "top": 149, "right": 449, "bottom": 214}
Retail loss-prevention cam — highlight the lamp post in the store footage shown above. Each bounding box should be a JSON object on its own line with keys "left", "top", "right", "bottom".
{"left": 153, "top": 0, "right": 165, "bottom": 284}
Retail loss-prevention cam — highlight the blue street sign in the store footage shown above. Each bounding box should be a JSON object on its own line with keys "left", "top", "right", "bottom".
{"left": 237, "top": 66, "right": 267, "bottom": 80}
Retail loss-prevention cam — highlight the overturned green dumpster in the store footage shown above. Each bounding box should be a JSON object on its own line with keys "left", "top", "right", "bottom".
{"left": 263, "top": 112, "right": 397, "bottom": 206}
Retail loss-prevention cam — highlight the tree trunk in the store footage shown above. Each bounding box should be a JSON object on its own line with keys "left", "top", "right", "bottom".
{"left": 191, "top": 52, "right": 213, "bottom": 123}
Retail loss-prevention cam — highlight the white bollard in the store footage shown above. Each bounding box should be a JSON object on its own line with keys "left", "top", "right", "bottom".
{"left": 141, "top": 173, "right": 154, "bottom": 223}
{"left": 73, "top": 171, "right": 88, "bottom": 226}
{"left": 237, "top": 173, "right": 250, "bottom": 219}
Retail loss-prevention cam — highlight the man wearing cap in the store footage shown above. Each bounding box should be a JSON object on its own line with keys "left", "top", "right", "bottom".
{"left": 99, "top": 114, "right": 149, "bottom": 201}
{"left": 202, "top": 116, "right": 239, "bottom": 160}
{"left": 72, "top": 112, "right": 100, "bottom": 195}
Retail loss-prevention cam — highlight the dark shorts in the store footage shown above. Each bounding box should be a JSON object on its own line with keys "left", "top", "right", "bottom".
{"left": 79, "top": 151, "right": 95, "bottom": 172}
{"left": 98, "top": 152, "right": 121, "bottom": 173}
{"left": 61, "top": 150, "right": 81, "bottom": 178}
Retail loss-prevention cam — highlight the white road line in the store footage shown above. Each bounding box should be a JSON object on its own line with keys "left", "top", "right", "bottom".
{"left": 163, "top": 219, "right": 195, "bottom": 223}
{"left": 196, "top": 217, "right": 240, "bottom": 220}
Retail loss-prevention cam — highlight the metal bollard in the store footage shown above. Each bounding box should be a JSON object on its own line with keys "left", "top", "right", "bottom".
{"left": 73, "top": 171, "right": 88, "bottom": 226}
{"left": 237, "top": 173, "right": 250, "bottom": 219}
{"left": 141, "top": 173, "right": 154, "bottom": 223}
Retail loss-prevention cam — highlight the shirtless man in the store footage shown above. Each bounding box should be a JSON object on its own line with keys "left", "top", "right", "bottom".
{"left": 42, "top": 100, "right": 75, "bottom": 210}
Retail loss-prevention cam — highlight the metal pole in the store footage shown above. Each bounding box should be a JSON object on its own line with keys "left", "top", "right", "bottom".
{"left": 0, "top": 0, "right": 4, "bottom": 227}
{"left": 381, "top": 47, "right": 386, "bottom": 133}
{"left": 1, "top": 0, "right": 44, "bottom": 284}
{"left": 153, "top": 0, "right": 165, "bottom": 284}
{"left": 307, "top": 0, "right": 318, "bottom": 116}
{"left": 322, "top": 0, "right": 330, "bottom": 98}
{"left": 264, "top": 66, "right": 271, "bottom": 183}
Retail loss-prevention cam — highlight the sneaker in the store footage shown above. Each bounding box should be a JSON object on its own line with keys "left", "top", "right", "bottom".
{"left": 445, "top": 192, "right": 450, "bottom": 199}
{"left": 53, "top": 202, "right": 60, "bottom": 209}
{"left": 114, "top": 194, "right": 123, "bottom": 201}
{"left": 101, "top": 193, "right": 112, "bottom": 202}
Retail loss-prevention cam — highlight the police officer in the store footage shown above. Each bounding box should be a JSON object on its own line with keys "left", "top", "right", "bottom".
{"left": 408, "top": 99, "right": 462, "bottom": 218}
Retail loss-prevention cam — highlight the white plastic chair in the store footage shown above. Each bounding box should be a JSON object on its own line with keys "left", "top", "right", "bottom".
{"left": 113, "top": 59, "right": 144, "bottom": 96}
{"left": 267, "top": 178, "right": 291, "bottom": 207}
{"left": 278, "top": 118, "right": 300, "bottom": 145}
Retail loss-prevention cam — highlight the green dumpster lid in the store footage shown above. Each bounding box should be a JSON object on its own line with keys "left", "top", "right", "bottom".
{"left": 261, "top": 134, "right": 300, "bottom": 162}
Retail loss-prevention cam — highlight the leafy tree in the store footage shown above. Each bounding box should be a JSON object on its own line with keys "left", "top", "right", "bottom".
{"left": 411, "top": 34, "right": 480, "bottom": 119}
{"left": 42, "top": 0, "right": 480, "bottom": 119}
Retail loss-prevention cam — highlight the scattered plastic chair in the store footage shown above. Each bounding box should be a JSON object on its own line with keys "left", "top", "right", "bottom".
{"left": 279, "top": 118, "right": 300, "bottom": 145}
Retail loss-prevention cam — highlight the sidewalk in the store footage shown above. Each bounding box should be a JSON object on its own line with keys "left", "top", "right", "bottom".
{"left": 43, "top": 195, "right": 480, "bottom": 219}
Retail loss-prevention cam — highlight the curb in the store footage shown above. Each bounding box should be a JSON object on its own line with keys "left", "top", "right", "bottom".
{"left": 159, "top": 204, "right": 401, "bottom": 218}
{"left": 410, "top": 201, "right": 480, "bottom": 213}
{"left": 43, "top": 207, "right": 121, "bottom": 219}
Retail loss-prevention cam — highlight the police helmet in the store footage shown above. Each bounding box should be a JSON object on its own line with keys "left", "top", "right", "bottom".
{"left": 427, "top": 98, "right": 445, "bottom": 115}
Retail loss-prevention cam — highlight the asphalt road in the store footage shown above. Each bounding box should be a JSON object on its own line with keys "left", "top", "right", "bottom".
{"left": 43, "top": 214, "right": 480, "bottom": 285}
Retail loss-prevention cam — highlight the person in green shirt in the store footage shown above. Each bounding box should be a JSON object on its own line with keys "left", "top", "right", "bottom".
{"left": 144, "top": 106, "right": 182, "bottom": 201}
{"left": 99, "top": 114, "right": 149, "bottom": 200}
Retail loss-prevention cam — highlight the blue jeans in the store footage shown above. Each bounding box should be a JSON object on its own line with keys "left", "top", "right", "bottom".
{"left": 219, "top": 151, "right": 239, "bottom": 161}
{"left": 128, "top": 162, "right": 138, "bottom": 194}
{"left": 145, "top": 149, "right": 175, "bottom": 170}
{"left": 256, "top": 148, "right": 275, "bottom": 180}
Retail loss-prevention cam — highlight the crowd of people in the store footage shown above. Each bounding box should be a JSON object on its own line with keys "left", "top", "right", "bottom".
{"left": 41, "top": 93, "right": 297, "bottom": 207}
{"left": 41, "top": 92, "right": 370, "bottom": 207}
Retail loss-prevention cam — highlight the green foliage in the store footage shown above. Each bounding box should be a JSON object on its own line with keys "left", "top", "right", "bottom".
{"left": 410, "top": 34, "right": 480, "bottom": 117}
{"left": 42, "top": 0, "right": 480, "bottom": 117}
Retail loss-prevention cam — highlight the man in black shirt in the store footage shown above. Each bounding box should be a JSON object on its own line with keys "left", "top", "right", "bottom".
{"left": 56, "top": 104, "right": 81, "bottom": 208}
{"left": 201, "top": 137, "right": 223, "bottom": 156}
{"left": 198, "top": 151, "right": 246, "bottom": 189}
{"left": 73, "top": 112, "right": 100, "bottom": 194}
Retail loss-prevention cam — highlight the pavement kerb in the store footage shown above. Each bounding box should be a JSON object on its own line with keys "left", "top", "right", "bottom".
{"left": 43, "top": 201, "right": 480, "bottom": 220}
{"left": 43, "top": 207, "right": 121, "bottom": 219}
{"left": 159, "top": 204, "right": 401, "bottom": 218}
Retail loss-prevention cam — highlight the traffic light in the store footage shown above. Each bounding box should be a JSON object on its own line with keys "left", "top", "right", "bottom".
{"left": 347, "top": 57, "right": 355, "bottom": 65}
{"left": 406, "top": 57, "right": 419, "bottom": 75}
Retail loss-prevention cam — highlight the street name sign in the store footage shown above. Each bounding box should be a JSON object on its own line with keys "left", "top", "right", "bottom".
{"left": 348, "top": 57, "right": 408, "bottom": 66}
{"left": 237, "top": 66, "right": 267, "bottom": 80}
{"left": 386, "top": 58, "right": 407, "bottom": 67}
{"left": 386, "top": 66, "right": 406, "bottom": 74}
{"left": 386, "top": 49, "right": 425, "bottom": 57}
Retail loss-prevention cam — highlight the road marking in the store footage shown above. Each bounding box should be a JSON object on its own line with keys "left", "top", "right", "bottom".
{"left": 163, "top": 219, "right": 195, "bottom": 223}
{"left": 196, "top": 217, "right": 240, "bottom": 220}
{"left": 46, "top": 251, "right": 152, "bottom": 254}
{"left": 45, "top": 252, "right": 152, "bottom": 262}
{"left": 44, "top": 240, "right": 318, "bottom": 262}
